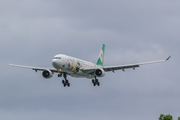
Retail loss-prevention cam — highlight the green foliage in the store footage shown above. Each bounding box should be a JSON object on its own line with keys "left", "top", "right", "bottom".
{"left": 159, "top": 114, "right": 173, "bottom": 120}
{"left": 178, "top": 117, "right": 180, "bottom": 120}
{"left": 159, "top": 114, "right": 165, "bottom": 120}
{"left": 163, "top": 115, "right": 173, "bottom": 120}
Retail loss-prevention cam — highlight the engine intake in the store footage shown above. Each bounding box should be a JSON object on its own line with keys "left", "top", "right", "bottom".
{"left": 42, "top": 70, "right": 53, "bottom": 79}
{"left": 95, "top": 68, "right": 105, "bottom": 77}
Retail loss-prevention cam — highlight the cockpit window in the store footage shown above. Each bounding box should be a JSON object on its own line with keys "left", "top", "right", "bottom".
{"left": 53, "top": 57, "right": 61, "bottom": 59}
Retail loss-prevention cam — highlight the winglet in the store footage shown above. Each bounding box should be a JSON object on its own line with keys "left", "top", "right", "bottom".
{"left": 8, "top": 61, "right": 10, "bottom": 65}
{"left": 166, "top": 56, "right": 171, "bottom": 61}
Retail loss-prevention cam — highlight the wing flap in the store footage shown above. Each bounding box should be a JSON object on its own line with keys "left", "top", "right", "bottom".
{"left": 103, "top": 64, "right": 139, "bottom": 72}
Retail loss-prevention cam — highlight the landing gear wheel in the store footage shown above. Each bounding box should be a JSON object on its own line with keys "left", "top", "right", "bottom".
{"left": 63, "top": 83, "right": 66, "bottom": 87}
{"left": 92, "top": 77, "right": 100, "bottom": 87}
{"left": 97, "top": 82, "right": 100, "bottom": 86}
{"left": 92, "top": 79, "right": 95, "bottom": 83}
{"left": 58, "top": 73, "right": 62, "bottom": 77}
{"left": 67, "top": 83, "right": 70, "bottom": 87}
{"left": 62, "top": 80, "right": 65, "bottom": 84}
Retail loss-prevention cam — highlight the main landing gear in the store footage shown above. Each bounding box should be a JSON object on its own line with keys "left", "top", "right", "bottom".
{"left": 62, "top": 79, "right": 70, "bottom": 87}
{"left": 92, "top": 76, "right": 100, "bottom": 86}
{"left": 58, "top": 73, "right": 70, "bottom": 87}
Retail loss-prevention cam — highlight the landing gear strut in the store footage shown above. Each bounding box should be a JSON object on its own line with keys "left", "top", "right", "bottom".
{"left": 62, "top": 73, "right": 70, "bottom": 87}
{"left": 92, "top": 76, "right": 100, "bottom": 86}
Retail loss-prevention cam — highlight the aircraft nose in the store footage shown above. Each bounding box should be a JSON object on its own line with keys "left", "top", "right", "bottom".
{"left": 52, "top": 59, "right": 59, "bottom": 69}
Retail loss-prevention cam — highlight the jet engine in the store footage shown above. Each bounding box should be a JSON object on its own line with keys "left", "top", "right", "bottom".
{"left": 42, "top": 70, "right": 53, "bottom": 79}
{"left": 95, "top": 68, "right": 105, "bottom": 77}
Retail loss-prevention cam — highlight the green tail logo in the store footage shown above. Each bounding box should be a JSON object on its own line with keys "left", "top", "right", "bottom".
{"left": 96, "top": 44, "right": 105, "bottom": 66}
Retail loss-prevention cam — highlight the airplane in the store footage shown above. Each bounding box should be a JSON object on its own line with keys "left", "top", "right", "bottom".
{"left": 8, "top": 44, "right": 171, "bottom": 87}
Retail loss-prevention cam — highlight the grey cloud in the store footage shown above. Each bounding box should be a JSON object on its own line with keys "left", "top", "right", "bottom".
{"left": 0, "top": 0, "right": 179, "bottom": 120}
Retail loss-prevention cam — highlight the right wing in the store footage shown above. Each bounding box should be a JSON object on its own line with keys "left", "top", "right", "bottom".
{"left": 8, "top": 62, "right": 58, "bottom": 73}
{"left": 103, "top": 56, "right": 171, "bottom": 72}
{"left": 81, "top": 56, "right": 171, "bottom": 73}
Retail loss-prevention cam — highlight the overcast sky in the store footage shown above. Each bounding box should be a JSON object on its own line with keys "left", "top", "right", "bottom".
{"left": 0, "top": 0, "right": 179, "bottom": 120}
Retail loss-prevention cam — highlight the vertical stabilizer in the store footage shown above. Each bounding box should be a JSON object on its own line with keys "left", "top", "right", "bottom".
{"left": 96, "top": 44, "right": 105, "bottom": 66}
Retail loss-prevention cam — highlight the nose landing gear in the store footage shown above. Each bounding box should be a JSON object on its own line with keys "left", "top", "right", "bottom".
{"left": 58, "top": 73, "right": 62, "bottom": 77}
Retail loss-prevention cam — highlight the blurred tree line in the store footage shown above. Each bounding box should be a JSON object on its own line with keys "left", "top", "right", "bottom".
{"left": 159, "top": 114, "right": 180, "bottom": 120}
{"left": 159, "top": 114, "right": 172, "bottom": 120}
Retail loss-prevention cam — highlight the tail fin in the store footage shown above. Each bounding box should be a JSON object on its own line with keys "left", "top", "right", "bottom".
{"left": 96, "top": 44, "right": 105, "bottom": 66}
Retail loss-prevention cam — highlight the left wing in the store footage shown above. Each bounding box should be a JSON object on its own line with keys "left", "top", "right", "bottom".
{"left": 8, "top": 63, "right": 58, "bottom": 73}
{"left": 81, "top": 56, "right": 171, "bottom": 73}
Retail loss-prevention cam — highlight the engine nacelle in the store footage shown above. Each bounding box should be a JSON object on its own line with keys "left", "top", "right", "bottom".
{"left": 95, "top": 68, "right": 105, "bottom": 77}
{"left": 42, "top": 70, "right": 53, "bottom": 79}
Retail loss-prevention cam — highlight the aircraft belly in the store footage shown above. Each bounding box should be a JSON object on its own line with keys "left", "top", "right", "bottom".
{"left": 68, "top": 71, "right": 94, "bottom": 79}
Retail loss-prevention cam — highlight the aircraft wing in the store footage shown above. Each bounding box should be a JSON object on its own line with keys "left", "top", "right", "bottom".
{"left": 8, "top": 63, "right": 58, "bottom": 72}
{"left": 81, "top": 56, "right": 171, "bottom": 73}
{"left": 105, "top": 56, "right": 171, "bottom": 72}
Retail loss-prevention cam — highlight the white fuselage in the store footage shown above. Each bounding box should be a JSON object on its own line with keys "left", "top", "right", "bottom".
{"left": 52, "top": 54, "right": 101, "bottom": 79}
